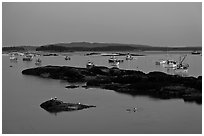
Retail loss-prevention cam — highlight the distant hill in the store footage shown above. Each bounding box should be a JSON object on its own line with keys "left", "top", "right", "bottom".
{"left": 35, "top": 45, "right": 140, "bottom": 52}
{"left": 2, "top": 42, "right": 202, "bottom": 52}
{"left": 43, "top": 42, "right": 151, "bottom": 48}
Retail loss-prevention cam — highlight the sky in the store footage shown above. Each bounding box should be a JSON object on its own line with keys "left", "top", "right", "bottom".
{"left": 2, "top": 2, "right": 202, "bottom": 47}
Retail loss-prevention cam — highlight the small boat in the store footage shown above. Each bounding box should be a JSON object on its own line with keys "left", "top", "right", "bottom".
{"left": 191, "top": 51, "right": 201, "bottom": 55}
{"left": 9, "top": 54, "right": 18, "bottom": 61}
{"left": 126, "top": 53, "right": 133, "bottom": 60}
{"left": 65, "top": 56, "right": 71, "bottom": 60}
{"left": 108, "top": 56, "right": 123, "bottom": 63}
{"left": 86, "top": 61, "right": 94, "bottom": 69}
{"left": 109, "top": 56, "right": 117, "bottom": 63}
{"left": 23, "top": 54, "right": 33, "bottom": 61}
{"left": 35, "top": 58, "right": 42, "bottom": 65}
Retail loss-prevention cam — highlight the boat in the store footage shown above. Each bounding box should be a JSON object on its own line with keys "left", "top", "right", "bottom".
{"left": 65, "top": 56, "right": 71, "bottom": 60}
{"left": 109, "top": 56, "right": 117, "bottom": 63}
{"left": 163, "top": 59, "right": 178, "bottom": 68}
{"left": 191, "top": 51, "right": 201, "bottom": 55}
{"left": 175, "top": 55, "right": 189, "bottom": 71}
{"left": 23, "top": 54, "right": 33, "bottom": 61}
{"left": 108, "top": 56, "right": 124, "bottom": 63}
{"left": 9, "top": 54, "right": 18, "bottom": 61}
{"left": 86, "top": 61, "right": 95, "bottom": 69}
{"left": 35, "top": 58, "right": 42, "bottom": 65}
{"left": 126, "top": 53, "right": 133, "bottom": 60}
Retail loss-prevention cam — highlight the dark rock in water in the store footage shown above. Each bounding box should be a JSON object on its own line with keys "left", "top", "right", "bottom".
{"left": 22, "top": 65, "right": 202, "bottom": 104}
{"left": 65, "top": 85, "right": 79, "bottom": 89}
{"left": 40, "top": 99, "right": 96, "bottom": 113}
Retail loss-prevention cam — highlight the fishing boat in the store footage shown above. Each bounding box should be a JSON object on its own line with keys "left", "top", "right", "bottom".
{"left": 86, "top": 61, "right": 95, "bottom": 69}
{"left": 23, "top": 54, "right": 33, "bottom": 61}
{"left": 175, "top": 55, "right": 189, "bottom": 71}
{"left": 126, "top": 53, "right": 133, "bottom": 60}
{"left": 35, "top": 58, "right": 42, "bottom": 65}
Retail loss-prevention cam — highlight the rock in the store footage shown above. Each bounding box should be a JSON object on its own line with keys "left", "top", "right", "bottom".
{"left": 22, "top": 65, "right": 202, "bottom": 104}
{"left": 40, "top": 99, "right": 96, "bottom": 113}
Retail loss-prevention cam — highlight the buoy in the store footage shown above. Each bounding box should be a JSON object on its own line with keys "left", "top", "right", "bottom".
{"left": 133, "top": 108, "right": 137, "bottom": 112}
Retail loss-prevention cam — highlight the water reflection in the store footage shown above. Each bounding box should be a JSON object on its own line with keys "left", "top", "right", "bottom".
{"left": 113, "top": 90, "right": 201, "bottom": 105}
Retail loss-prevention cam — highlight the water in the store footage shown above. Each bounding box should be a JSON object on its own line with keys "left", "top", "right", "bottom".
{"left": 2, "top": 52, "right": 202, "bottom": 134}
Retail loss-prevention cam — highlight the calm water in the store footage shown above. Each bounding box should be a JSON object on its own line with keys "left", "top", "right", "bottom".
{"left": 2, "top": 52, "right": 202, "bottom": 134}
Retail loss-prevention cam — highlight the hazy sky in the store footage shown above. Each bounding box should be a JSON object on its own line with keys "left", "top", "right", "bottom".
{"left": 2, "top": 2, "right": 202, "bottom": 47}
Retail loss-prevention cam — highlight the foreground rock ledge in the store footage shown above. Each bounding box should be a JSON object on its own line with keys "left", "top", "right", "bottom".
{"left": 40, "top": 99, "right": 96, "bottom": 113}
{"left": 22, "top": 65, "right": 202, "bottom": 104}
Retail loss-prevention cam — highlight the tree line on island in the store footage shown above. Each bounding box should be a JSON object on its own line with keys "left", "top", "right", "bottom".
{"left": 2, "top": 42, "right": 202, "bottom": 52}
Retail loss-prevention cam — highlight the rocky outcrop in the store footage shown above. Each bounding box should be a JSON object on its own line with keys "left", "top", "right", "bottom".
{"left": 40, "top": 99, "right": 96, "bottom": 113}
{"left": 22, "top": 65, "right": 202, "bottom": 104}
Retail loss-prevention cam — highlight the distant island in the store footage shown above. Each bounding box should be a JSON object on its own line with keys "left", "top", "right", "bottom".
{"left": 2, "top": 42, "right": 202, "bottom": 52}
